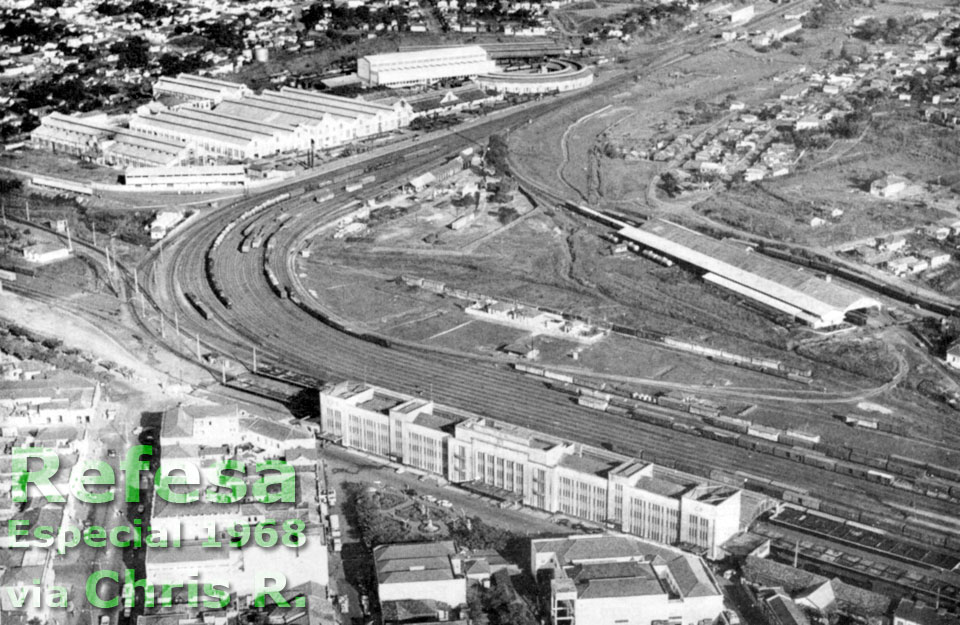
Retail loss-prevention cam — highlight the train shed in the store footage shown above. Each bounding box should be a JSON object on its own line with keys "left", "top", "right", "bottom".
{"left": 617, "top": 220, "right": 881, "bottom": 328}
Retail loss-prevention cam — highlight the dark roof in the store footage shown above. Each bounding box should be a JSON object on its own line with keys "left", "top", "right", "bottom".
{"left": 766, "top": 593, "right": 811, "bottom": 625}
{"left": 896, "top": 600, "right": 960, "bottom": 625}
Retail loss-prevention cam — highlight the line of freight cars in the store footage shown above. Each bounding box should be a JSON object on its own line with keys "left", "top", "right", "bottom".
{"left": 524, "top": 368, "right": 960, "bottom": 549}
{"left": 205, "top": 190, "right": 303, "bottom": 309}
{"left": 527, "top": 366, "right": 960, "bottom": 502}
{"left": 617, "top": 401, "right": 960, "bottom": 548}
{"left": 264, "top": 262, "right": 286, "bottom": 299}
{"left": 286, "top": 290, "right": 392, "bottom": 349}
{"left": 537, "top": 315, "right": 812, "bottom": 385}
{"left": 517, "top": 363, "right": 959, "bottom": 489}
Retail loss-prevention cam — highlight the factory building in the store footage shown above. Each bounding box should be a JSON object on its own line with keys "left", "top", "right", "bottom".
{"left": 101, "top": 129, "right": 191, "bottom": 168}
{"left": 151, "top": 73, "right": 252, "bottom": 108}
{"left": 131, "top": 84, "right": 413, "bottom": 159}
{"left": 32, "top": 76, "right": 413, "bottom": 171}
{"left": 128, "top": 108, "right": 292, "bottom": 160}
{"left": 617, "top": 220, "right": 881, "bottom": 328}
{"left": 29, "top": 112, "right": 113, "bottom": 156}
{"left": 319, "top": 382, "right": 743, "bottom": 559}
{"left": 358, "top": 46, "right": 500, "bottom": 87}
{"left": 531, "top": 534, "right": 724, "bottom": 625}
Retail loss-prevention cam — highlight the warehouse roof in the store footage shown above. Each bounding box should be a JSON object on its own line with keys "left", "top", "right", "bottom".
{"left": 258, "top": 92, "right": 368, "bottom": 121}
{"left": 131, "top": 115, "right": 259, "bottom": 146}
{"left": 216, "top": 97, "right": 336, "bottom": 126}
{"left": 618, "top": 220, "right": 880, "bottom": 325}
{"left": 280, "top": 86, "right": 397, "bottom": 114}
{"left": 124, "top": 165, "right": 245, "bottom": 178}
{"left": 172, "top": 107, "right": 294, "bottom": 134}
{"left": 363, "top": 45, "right": 489, "bottom": 67}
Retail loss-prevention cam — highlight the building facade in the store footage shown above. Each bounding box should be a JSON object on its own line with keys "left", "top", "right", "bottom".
{"left": 320, "top": 382, "right": 742, "bottom": 559}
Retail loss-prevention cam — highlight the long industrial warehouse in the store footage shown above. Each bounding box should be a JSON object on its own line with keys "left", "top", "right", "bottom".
{"left": 131, "top": 82, "right": 413, "bottom": 158}
{"left": 618, "top": 220, "right": 881, "bottom": 328}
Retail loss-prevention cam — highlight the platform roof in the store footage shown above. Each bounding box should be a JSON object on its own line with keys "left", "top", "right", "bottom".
{"left": 618, "top": 220, "right": 880, "bottom": 325}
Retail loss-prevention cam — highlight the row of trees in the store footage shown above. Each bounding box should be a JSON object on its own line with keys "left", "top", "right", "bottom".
{"left": 301, "top": 3, "right": 409, "bottom": 32}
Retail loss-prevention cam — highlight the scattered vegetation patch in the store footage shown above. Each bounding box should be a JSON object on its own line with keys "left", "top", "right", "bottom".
{"left": 797, "top": 338, "right": 898, "bottom": 381}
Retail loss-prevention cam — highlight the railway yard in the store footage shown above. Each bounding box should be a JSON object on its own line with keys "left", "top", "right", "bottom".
{"left": 4, "top": 0, "right": 960, "bottom": 619}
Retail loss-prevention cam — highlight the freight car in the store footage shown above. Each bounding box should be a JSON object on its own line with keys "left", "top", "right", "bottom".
{"left": 264, "top": 264, "right": 286, "bottom": 299}
{"left": 514, "top": 363, "right": 545, "bottom": 376}
{"left": 926, "top": 463, "right": 960, "bottom": 483}
{"left": 802, "top": 452, "right": 836, "bottom": 471}
{"left": 185, "top": 292, "right": 211, "bottom": 320}
{"left": 578, "top": 395, "right": 609, "bottom": 410}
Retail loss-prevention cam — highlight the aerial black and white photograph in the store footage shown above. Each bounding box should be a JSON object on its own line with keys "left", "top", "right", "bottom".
{"left": 1, "top": 0, "right": 960, "bottom": 623}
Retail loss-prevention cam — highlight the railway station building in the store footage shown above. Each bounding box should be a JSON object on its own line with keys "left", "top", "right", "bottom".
{"left": 617, "top": 220, "right": 881, "bottom": 328}
{"left": 531, "top": 534, "right": 724, "bottom": 625}
{"left": 357, "top": 46, "right": 500, "bottom": 87}
{"left": 319, "top": 382, "right": 743, "bottom": 559}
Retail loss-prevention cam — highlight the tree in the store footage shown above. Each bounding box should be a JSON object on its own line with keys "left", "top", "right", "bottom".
{"left": 110, "top": 36, "right": 150, "bottom": 69}
{"left": 0, "top": 177, "right": 22, "bottom": 194}
{"left": 486, "top": 134, "right": 510, "bottom": 174}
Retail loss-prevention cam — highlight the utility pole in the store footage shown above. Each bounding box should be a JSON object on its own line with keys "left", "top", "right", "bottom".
{"left": 253, "top": 347, "right": 258, "bottom": 373}
{"left": 221, "top": 359, "right": 227, "bottom": 384}
{"left": 175, "top": 311, "right": 180, "bottom": 340}
{"left": 196, "top": 333, "right": 201, "bottom": 360}
{"left": 24, "top": 199, "right": 29, "bottom": 222}
{"left": 66, "top": 226, "right": 73, "bottom": 251}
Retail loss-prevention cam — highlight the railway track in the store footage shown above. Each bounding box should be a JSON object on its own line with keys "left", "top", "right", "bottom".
{"left": 52, "top": 9, "right": 946, "bottom": 560}
{"left": 147, "top": 155, "right": 960, "bottom": 540}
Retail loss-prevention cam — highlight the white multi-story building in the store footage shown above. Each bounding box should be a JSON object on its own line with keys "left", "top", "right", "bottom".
{"left": 358, "top": 46, "right": 500, "bottom": 87}
{"left": 531, "top": 534, "right": 724, "bottom": 625}
{"left": 320, "top": 382, "right": 742, "bottom": 559}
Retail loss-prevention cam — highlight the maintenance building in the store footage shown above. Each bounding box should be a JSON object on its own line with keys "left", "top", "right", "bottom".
{"left": 358, "top": 46, "right": 499, "bottom": 87}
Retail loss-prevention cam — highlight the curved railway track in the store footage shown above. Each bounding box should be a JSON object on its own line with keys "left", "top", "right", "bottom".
{"left": 130, "top": 10, "right": 960, "bottom": 548}
{"left": 149, "top": 161, "right": 960, "bottom": 537}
